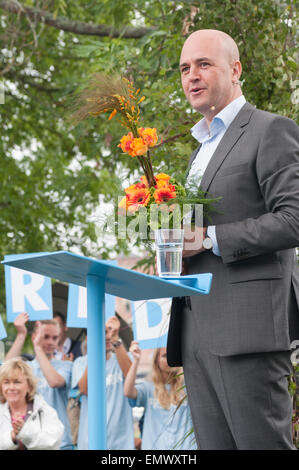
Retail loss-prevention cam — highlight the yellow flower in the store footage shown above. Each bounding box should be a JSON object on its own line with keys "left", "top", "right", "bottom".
{"left": 138, "top": 128, "right": 158, "bottom": 147}
{"left": 155, "top": 173, "right": 171, "bottom": 187}
{"left": 118, "top": 133, "right": 148, "bottom": 157}
{"left": 129, "top": 138, "right": 148, "bottom": 157}
{"left": 118, "top": 133, "right": 134, "bottom": 153}
{"left": 155, "top": 173, "right": 171, "bottom": 182}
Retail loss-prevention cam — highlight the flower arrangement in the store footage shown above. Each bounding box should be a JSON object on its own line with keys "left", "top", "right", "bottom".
{"left": 72, "top": 73, "right": 217, "bottom": 241}
{"left": 118, "top": 173, "right": 184, "bottom": 214}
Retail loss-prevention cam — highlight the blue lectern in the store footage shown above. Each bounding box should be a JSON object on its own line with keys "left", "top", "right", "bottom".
{"left": 2, "top": 251, "right": 212, "bottom": 450}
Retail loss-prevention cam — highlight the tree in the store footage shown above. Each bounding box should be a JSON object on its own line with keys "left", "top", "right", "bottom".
{"left": 0, "top": 0, "right": 298, "bottom": 310}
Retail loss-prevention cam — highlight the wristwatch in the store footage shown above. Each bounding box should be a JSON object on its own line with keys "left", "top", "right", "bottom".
{"left": 112, "top": 339, "right": 123, "bottom": 349}
{"left": 202, "top": 233, "right": 213, "bottom": 250}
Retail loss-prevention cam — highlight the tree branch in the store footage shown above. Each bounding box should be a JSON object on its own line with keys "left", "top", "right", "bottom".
{"left": 155, "top": 130, "right": 190, "bottom": 148}
{"left": 0, "top": 0, "right": 156, "bottom": 38}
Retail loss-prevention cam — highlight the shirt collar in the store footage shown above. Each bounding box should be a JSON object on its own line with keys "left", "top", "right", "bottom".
{"left": 191, "top": 95, "right": 246, "bottom": 144}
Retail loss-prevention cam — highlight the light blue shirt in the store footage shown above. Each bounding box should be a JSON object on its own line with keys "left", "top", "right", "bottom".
{"left": 71, "top": 355, "right": 88, "bottom": 450}
{"left": 71, "top": 354, "right": 135, "bottom": 450}
{"left": 187, "top": 95, "right": 246, "bottom": 256}
{"left": 130, "top": 381, "right": 197, "bottom": 450}
{"left": 30, "top": 358, "right": 73, "bottom": 450}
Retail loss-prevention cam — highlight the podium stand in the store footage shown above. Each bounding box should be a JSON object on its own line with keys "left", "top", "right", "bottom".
{"left": 2, "top": 251, "right": 212, "bottom": 450}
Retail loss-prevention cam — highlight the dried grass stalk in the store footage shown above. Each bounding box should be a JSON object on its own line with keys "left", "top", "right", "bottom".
{"left": 71, "top": 73, "right": 140, "bottom": 131}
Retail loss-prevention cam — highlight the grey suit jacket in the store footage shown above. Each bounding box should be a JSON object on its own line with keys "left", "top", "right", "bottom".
{"left": 167, "top": 102, "right": 299, "bottom": 366}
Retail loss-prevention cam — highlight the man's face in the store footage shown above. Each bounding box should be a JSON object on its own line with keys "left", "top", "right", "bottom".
{"left": 105, "top": 316, "right": 120, "bottom": 354}
{"left": 180, "top": 33, "right": 238, "bottom": 117}
{"left": 54, "top": 315, "right": 67, "bottom": 342}
{"left": 105, "top": 325, "right": 113, "bottom": 353}
{"left": 39, "top": 324, "right": 60, "bottom": 358}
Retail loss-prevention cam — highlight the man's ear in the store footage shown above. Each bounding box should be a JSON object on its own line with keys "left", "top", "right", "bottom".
{"left": 232, "top": 60, "right": 242, "bottom": 81}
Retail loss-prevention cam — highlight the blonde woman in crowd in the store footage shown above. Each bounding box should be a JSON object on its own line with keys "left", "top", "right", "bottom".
{"left": 0, "top": 357, "right": 64, "bottom": 450}
{"left": 124, "top": 341, "right": 197, "bottom": 450}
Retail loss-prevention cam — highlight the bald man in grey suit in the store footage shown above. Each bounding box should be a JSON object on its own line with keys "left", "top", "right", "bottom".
{"left": 167, "top": 30, "right": 299, "bottom": 450}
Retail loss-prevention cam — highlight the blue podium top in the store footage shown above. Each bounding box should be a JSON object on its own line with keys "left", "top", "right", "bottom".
{"left": 2, "top": 251, "right": 212, "bottom": 301}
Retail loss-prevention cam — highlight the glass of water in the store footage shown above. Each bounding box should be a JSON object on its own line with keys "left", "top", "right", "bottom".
{"left": 154, "top": 228, "right": 184, "bottom": 277}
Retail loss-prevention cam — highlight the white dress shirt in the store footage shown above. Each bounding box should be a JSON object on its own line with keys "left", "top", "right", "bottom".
{"left": 187, "top": 95, "right": 246, "bottom": 255}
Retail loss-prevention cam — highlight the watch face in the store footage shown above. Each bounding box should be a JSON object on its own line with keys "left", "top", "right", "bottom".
{"left": 203, "top": 237, "right": 213, "bottom": 250}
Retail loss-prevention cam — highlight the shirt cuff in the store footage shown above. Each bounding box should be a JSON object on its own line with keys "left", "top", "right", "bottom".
{"left": 207, "top": 226, "right": 221, "bottom": 256}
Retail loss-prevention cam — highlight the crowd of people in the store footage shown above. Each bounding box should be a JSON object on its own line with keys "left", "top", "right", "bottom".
{"left": 0, "top": 312, "right": 196, "bottom": 451}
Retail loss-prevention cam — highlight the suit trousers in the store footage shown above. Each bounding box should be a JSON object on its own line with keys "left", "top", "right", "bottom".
{"left": 181, "top": 304, "right": 295, "bottom": 450}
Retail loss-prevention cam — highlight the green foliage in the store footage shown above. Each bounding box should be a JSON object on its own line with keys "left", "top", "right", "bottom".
{"left": 288, "top": 362, "right": 299, "bottom": 448}
{"left": 0, "top": 0, "right": 298, "bottom": 331}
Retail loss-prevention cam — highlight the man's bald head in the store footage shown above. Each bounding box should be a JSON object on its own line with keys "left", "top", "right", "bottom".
{"left": 182, "top": 29, "right": 240, "bottom": 65}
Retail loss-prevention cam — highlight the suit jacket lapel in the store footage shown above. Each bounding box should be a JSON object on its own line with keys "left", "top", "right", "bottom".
{"left": 198, "top": 102, "right": 255, "bottom": 193}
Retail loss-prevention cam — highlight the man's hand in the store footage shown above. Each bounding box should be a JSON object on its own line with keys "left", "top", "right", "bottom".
{"left": 129, "top": 340, "right": 142, "bottom": 363}
{"left": 32, "top": 321, "right": 44, "bottom": 349}
{"left": 106, "top": 316, "right": 121, "bottom": 343}
{"left": 62, "top": 352, "right": 74, "bottom": 361}
{"left": 183, "top": 226, "right": 207, "bottom": 258}
{"left": 4, "top": 313, "right": 29, "bottom": 360}
{"left": 13, "top": 312, "right": 29, "bottom": 336}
